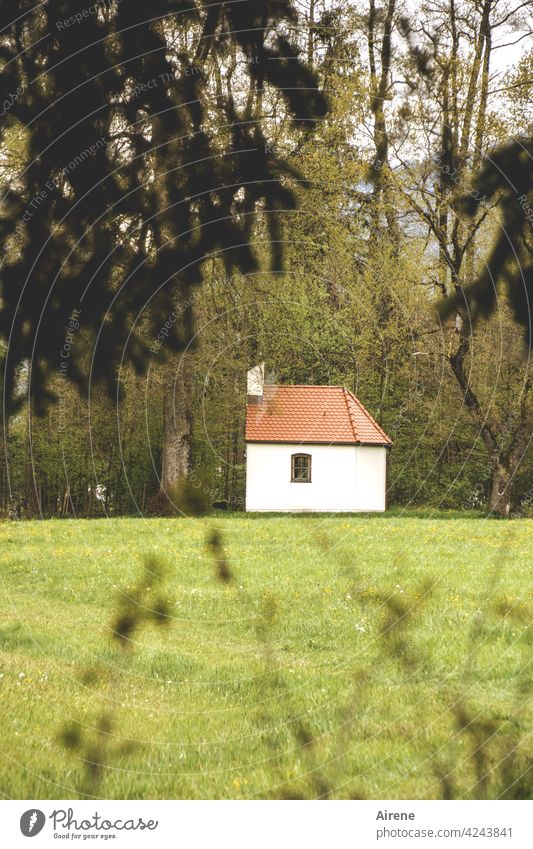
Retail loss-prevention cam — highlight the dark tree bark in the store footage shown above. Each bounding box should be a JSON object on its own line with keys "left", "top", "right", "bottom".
{"left": 307, "top": 0, "right": 316, "bottom": 67}
{"left": 490, "top": 463, "right": 512, "bottom": 518}
{"left": 160, "top": 367, "right": 192, "bottom": 495}
{"left": 367, "top": 0, "right": 399, "bottom": 245}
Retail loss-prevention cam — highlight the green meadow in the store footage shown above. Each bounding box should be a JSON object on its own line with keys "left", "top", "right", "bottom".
{"left": 0, "top": 513, "right": 531, "bottom": 800}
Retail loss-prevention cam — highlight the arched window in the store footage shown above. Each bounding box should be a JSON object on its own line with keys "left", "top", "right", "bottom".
{"left": 291, "top": 453, "right": 311, "bottom": 482}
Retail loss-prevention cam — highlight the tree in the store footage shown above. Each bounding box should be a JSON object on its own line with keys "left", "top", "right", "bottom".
{"left": 0, "top": 1, "right": 327, "bottom": 417}
{"left": 391, "top": 0, "right": 533, "bottom": 515}
{"left": 367, "top": 0, "right": 400, "bottom": 244}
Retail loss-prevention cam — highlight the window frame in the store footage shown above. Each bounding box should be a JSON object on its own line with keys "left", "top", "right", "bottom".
{"left": 291, "top": 452, "right": 312, "bottom": 483}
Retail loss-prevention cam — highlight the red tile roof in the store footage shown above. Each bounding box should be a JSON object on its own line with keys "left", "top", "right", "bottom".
{"left": 245, "top": 385, "right": 391, "bottom": 445}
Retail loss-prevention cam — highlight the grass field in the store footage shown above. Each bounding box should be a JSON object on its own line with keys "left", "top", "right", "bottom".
{"left": 0, "top": 512, "right": 531, "bottom": 800}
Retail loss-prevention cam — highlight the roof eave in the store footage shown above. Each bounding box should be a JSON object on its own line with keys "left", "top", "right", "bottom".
{"left": 245, "top": 438, "right": 392, "bottom": 446}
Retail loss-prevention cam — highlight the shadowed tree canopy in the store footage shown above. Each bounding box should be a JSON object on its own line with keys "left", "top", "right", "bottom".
{"left": 0, "top": 1, "right": 327, "bottom": 413}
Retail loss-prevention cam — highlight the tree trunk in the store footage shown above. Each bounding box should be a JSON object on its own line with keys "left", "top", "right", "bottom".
{"left": 449, "top": 328, "right": 516, "bottom": 519}
{"left": 307, "top": 0, "right": 315, "bottom": 67}
{"left": 489, "top": 461, "right": 512, "bottom": 518}
{"left": 160, "top": 366, "right": 192, "bottom": 494}
{"left": 367, "top": 0, "right": 399, "bottom": 246}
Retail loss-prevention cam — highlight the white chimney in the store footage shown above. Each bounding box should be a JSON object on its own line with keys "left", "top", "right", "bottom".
{"left": 247, "top": 363, "right": 264, "bottom": 399}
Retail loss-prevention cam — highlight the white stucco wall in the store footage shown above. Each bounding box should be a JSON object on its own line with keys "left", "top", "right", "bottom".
{"left": 245, "top": 443, "right": 387, "bottom": 512}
